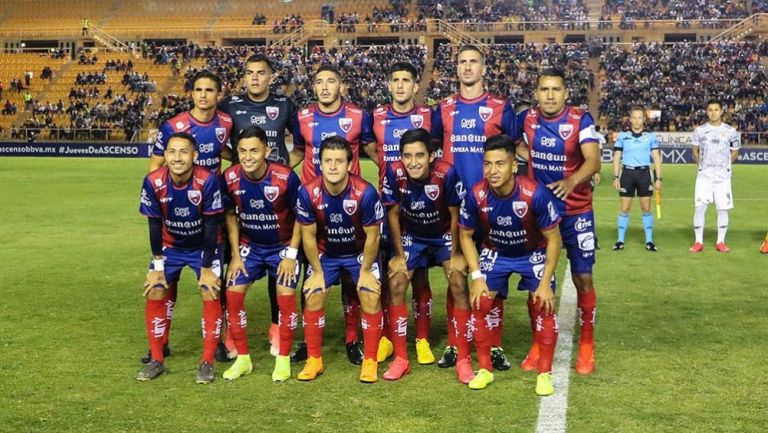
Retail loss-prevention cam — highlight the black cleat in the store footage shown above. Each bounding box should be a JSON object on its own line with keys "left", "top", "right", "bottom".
{"left": 491, "top": 346, "right": 512, "bottom": 371}
{"left": 645, "top": 241, "right": 658, "bottom": 252}
{"left": 136, "top": 360, "right": 167, "bottom": 381}
{"left": 437, "top": 345, "right": 457, "bottom": 368}
{"left": 290, "top": 342, "right": 308, "bottom": 363}
{"left": 195, "top": 362, "right": 215, "bottom": 384}
{"left": 141, "top": 344, "right": 171, "bottom": 364}
{"left": 215, "top": 341, "right": 235, "bottom": 363}
{"left": 612, "top": 241, "right": 624, "bottom": 251}
{"left": 346, "top": 340, "right": 364, "bottom": 365}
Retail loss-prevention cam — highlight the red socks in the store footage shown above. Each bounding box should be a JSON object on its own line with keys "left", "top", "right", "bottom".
{"left": 303, "top": 309, "right": 325, "bottom": 358}
{"left": 225, "top": 291, "right": 249, "bottom": 355}
{"left": 577, "top": 288, "right": 597, "bottom": 344}
{"left": 412, "top": 282, "right": 432, "bottom": 340}
{"left": 161, "top": 282, "right": 177, "bottom": 346}
{"left": 362, "top": 310, "right": 384, "bottom": 361}
{"left": 532, "top": 302, "right": 558, "bottom": 373}
{"left": 446, "top": 291, "right": 457, "bottom": 346}
{"left": 145, "top": 299, "right": 167, "bottom": 362}
{"left": 342, "top": 283, "right": 360, "bottom": 344}
{"left": 201, "top": 299, "right": 223, "bottom": 364}
{"left": 490, "top": 296, "right": 504, "bottom": 347}
{"left": 471, "top": 296, "right": 494, "bottom": 371}
{"left": 388, "top": 303, "right": 409, "bottom": 359}
{"left": 277, "top": 294, "right": 298, "bottom": 356}
{"left": 453, "top": 307, "right": 472, "bottom": 363}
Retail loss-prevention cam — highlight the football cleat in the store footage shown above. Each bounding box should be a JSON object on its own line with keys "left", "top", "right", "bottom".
{"left": 491, "top": 346, "right": 512, "bottom": 371}
{"left": 377, "top": 336, "right": 394, "bottom": 362}
{"left": 383, "top": 357, "right": 411, "bottom": 381}
{"left": 136, "top": 360, "right": 166, "bottom": 381}
{"left": 140, "top": 344, "right": 171, "bottom": 364}
{"left": 268, "top": 323, "right": 280, "bottom": 357}
{"left": 290, "top": 342, "right": 308, "bottom": 363}
{"left": 468, "top": 368, "right": 495, "bottom": 390}
{"left": 437, "top": 345, "right": 457, "bottom": 368}
{"left": 359, "top": 358, "right": 378, "bottom": 383}
{"left": 272, "top": 355, "right": 291, "bottom": 383}
{"left": 645, "top": 242, "right": 658, "bottom": 252}
{"left": 455, "top": 357, "right": 475, "bottom": 384}
{"left": 222, "top": 355, "right": 253, "bottom": 381}
{"left": 689, "top": 242, "right": 704, "bottom": 253}
{"left": 611, "top": 241, "right": 624, "bottom": 251}
{"left": 715, "top": 242, "right": 730, "bottom": 253}
{"left": 215, "top": 341, "right": 236, "bottom": 363}
{"left": 535, "top": 372, "right": 555, "bottom": 396}
{"left": 575, "top": 342, "right": 595, "bottom": 375}
{"left": 520, "top": 343, "right": 540, "bottom": 372}
{"left": 415, "top": 338, "right": 435, "bottom": 365}
{"left": 297, "top": 357, "right": 324, "bottom": 381}
{"left": 761, "top": 239, "right": 768, "bottom": 254}
{"left": 195, "top": 362, "right": 215, "bottom": 384}
{"left": 346, "top": 340, "right": 364, "bottom": 365}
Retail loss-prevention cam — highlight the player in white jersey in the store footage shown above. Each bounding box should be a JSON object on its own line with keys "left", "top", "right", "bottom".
{"left": 690, "top": 99, "right": 740, "bottom": 253}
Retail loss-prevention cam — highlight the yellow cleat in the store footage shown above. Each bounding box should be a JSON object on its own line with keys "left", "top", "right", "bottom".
{"left": 359, "top": 358, "right": 378, "bottom": 383}
{"left": 468, "top": 368, "right": 494, "bottom": 390}
{"left": 415, "top": 338, "right": 435, "bottom": 365}
{"left": 536, "top": 372, "right": 555, "bottom": 396}
{"left": 297, "top": 357, "right": 324, "bottom": 381}
{"left": 377, "top": 336, "right": 394, "bottom": 362}
{"left": 272, "top": 355, "right": 291, "bottom": 383}
{"left": 222, "top": 355, "right": 252, "bottom": 381}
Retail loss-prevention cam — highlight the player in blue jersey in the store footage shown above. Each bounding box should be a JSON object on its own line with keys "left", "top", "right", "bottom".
{"left": 381, "top": 128, "right": 474, "bottom": 383}
{"left": 459, "top": 134, "right": 562, "bottom": 394}
{"left": 219, "top": 126, "right": 302, "bottom": 382}
{"left": 516, "top": 68, "right": 601, "bottom": 375}
{"left": 136, "top": 132, "right": 225, "bottom": 383}
{"left": 611, "top": 107, "right": 662, "bottom": 252}
{"left": 432, "top": 44, "right": 518, "bottom": 370}
{"left": 295, "top": 136, "right": 385, "bottom": 383}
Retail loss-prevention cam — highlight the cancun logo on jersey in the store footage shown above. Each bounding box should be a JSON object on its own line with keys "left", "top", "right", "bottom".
{"left": 264, "top": 186, "right": 279, "bottom": 202}
{"left": 410, "top": 114, "right": 424, "bottom": 128}
{"left": 558, "top": 124, "right": 574, "bottom": 140}
{"left": 215, "top": 128, "right": 227, "bottom": 143}
{"left": 343, "top": 199, "right": 357, "bottom": 215}
{"left": 513, "top": 201, "right": 528, "bottom": 218}
{"left": 424, "top": 184, "right": 439, "bottom": 201}
{"left": 479, "top": 106, "right": 493, "bottom": 122}
{"left": 266, "top": 106, "right": 280, "bottom": 120}
{"left": 339, "top": 118, "right": 353, "bottom": 133}
{"left": 187, "top": 190, "right": 202, "bottom": 206}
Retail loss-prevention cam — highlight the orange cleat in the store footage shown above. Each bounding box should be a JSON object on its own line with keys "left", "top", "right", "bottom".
{"left": 456, "top": 357, "right": 476, "bottom": 384}
{"left": 688, "top": 242, "right": 704, "bottom": 253}
{"left": 521, "top": 343, "right": 540, "bottom": 372}
{"left": 359, "top": 358, "right": 379, "bottom": 383}
{"left": 297, "top": 357, "right": 324, "bottom": 381}
{"left": 382, "top": 357, "right": 411, "bottom": 381}
{"left": 575, "top": 342, "right": 595, "bottom": 375}
{"left": 268, "top": 323, "right": 280, "bottom": 356}
{"left": 715, "top": 242, "right": 730, "bottom": 253}
{"left": 761, "top": 239, "right": 768, "bottom": 254}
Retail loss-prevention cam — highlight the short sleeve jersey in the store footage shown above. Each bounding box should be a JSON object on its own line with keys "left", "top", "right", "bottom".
{"left": 613, "top": 130, "right": 659, "bottom": 167}
{"left": 154, "top": 111, "right": 233, "bottom": 175}
{"left": 692, "top": 122, "right": 740, "bottom": 178}
{"left": 222, "top": 162, "right": 300, "bottom": 248}
{"left": 295, "top": 174, "right": 384, "bottom": 257}
{"left": 372, "top": 104, "right": 432, "bottom": 188}
{"left": 140, "top": 166, "right": 224, "bottom": 249}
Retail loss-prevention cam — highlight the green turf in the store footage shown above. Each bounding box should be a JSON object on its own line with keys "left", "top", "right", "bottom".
{"left": 0, "top": 158, "right": 766, "bottom": 433}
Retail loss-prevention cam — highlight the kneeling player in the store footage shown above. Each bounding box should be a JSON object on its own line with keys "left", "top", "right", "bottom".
{"left": 222, "top": 127, "right": 302, "bottom": 382}
{"left": 296, "top": 136, "right": 385, "bottom": 382}
{"left": 381, "top": 128, "right": 473, "bottom": 383}
{"left": 137, "top": 132, "right": 225, "bottom": 383}
{"left": 459, "top": 135, "right": 562, "bottom": 394}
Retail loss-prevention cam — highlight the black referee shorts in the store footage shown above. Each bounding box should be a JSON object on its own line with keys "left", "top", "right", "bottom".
{"left": 619, "top": 166, "right": 653, "bottom": 197}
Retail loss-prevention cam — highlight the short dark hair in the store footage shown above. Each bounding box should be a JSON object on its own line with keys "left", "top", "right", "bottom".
{"left": 315, "top": 64, "right": 342, "bottom": 80}
{"left": 399, "top": 128, "right": 432, "bottom": 154}
{"left": 390, "top": 62, "right": 419, "bottom": 81}
{"left": 192, "top": 70, "right": 222, "bottom": 92}
{"left": 167, "top": 131, "right": 196, "bottom": 149}
{"left": 483, "top": 134, "right": 516, "bottom": 154}
{"left": 237, "top": 126, "right": 268, "bottom": 147}
{"left": 706, "top": 98, "right": 722, "bottom": 109}
{"left": 319, "top": 135, "right": 353, "bottom": 162}
{"left": 537, "top": 68, "right": 566, "bottom": 86}
{"left": 629, "top": 106, "right": 645, "bottom": 115}
{"left": 245, "top": 54, "right": 273, "bottom": 72}
{"left": 457, "top": 44, "right": 485, "bottom": 63}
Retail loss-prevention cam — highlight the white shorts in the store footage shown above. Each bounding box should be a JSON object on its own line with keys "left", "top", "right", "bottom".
{"left": 694, "top": 175, "right": 733, "bottom": 210}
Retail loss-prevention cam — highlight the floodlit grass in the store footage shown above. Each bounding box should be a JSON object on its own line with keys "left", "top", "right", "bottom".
{"left": 0, "top": 158, "right": 765, "bottom": 433}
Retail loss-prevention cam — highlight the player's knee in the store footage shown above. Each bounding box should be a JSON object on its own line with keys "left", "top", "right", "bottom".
{"left": 304, "top": 293, "right": 326, "bottom": 311}
{"left": 571, "top": 273, "right": 593, "bottom": 291}
{"left": 228, "top": 284, "right": 248, "bottom": 294}
{"left": 388, "top": 274, "right": 408, "bottom": 302}
{"left": 146, "top": 287, "right": 166, "bottom": 300}
{"left": 358, "top": 291, "right": 381, "bottom": 313}
{"left": 276, "top": 285, "right": 294, "bottom": 296}
{"left": 200, "top": 289, "right": 217, "bottom": 301}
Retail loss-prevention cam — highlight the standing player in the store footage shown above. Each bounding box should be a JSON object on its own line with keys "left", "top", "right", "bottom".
{"left": 222, "top": 54, "right": 302, "bottom": 357}
{"left": 611, "top": 107, "right": 662, "bottom": 251}
{"left": 136, "top": 132, "right": 225, "bottom": 383}
{"left": 459, "top": 134, "right": 562, "bottom": 394}
{"left": 516, "top": 68, "right": 601, "bottom": 375}
{"left": 690, "top": 99, "right": 740, "bottom": 253}
{"left": 432, "top": 44, "right": 518, "bottom": 370}
{"left": 221, "top": 127, "right": 302, "bottom": 382}
{"left": 380, "top": 128, "right": 473, "bottom": 383}
{"left": 293, "top": 65, "right": 376, "bottom": 365}
{"left": 295, "top": 136, "right": 384, "bottom": 382}
{"left": 142, "top": 70, "right": 233, "bottom": 364}
{"left": 369, "top": 62, "right": 436, "bottom": 365}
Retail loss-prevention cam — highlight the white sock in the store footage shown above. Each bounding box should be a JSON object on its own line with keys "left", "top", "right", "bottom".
{"left": 693, "top": 205, "right": 707, "bottom": 243}
{"left": 716, "top": 210, "right": 729, "bottom": 244}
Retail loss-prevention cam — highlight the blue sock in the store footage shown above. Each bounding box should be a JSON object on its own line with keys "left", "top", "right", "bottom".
{"left": 617, "top": 213, "right": 629, "bottom": 243}
{"left": 642, "top": 212, "right": 654, "bottom": 243}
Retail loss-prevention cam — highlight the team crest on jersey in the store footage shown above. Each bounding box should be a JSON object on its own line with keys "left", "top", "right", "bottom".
{"left": 228, "top": 171, "right": 237, "bottom": 181}
{"left": 425, "top": 184, "right": 440, "bottom": 201}
{"left": 343, "top": 199, "right": 358, "bottom": 216}
{"left": 339, "top": 117, "right": 353, "bottom": 133}
{"left": 479, "top": 106, "right": 493, "bottom": 122}
{"left": 215, "top": 127, "right": 227, "bottom": 144}
{"left": 266, "top": 106, "right": 280, "bottom": 120}
{"left": 187, "top": 190, "right": 202, "bottom": 206}
{"left": 513, "top": 201, "right": 528, "bottom": 218}
{"left": 264, "top": 186, "right": 279, "bottom": 202}
{"left": 558, "top": 124, "right": 574, "bottom": 140}
{"left": 410, "top": 114, "right": 424, "bottom": 129}
{"left": 154, "top": 178, "right": 163, "bottom": 188}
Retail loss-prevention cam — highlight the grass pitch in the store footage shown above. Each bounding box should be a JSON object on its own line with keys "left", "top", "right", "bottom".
{"left": 0, "top": 158, "right": 765, "bottom": 433}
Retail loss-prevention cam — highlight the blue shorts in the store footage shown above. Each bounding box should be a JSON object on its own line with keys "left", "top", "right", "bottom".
{"left": 403, "top": 232, "right": 452, "bottom": 270}
{"left": 230, "top": 243, "right": 300, "bottom": 289}
{"left": 306, "top": 253, "right": 381, "bottom": 294}
{"left": 559, "top": 211, "right": 596, "bottom": 274}
{"left": 478, "top": 247, "right": 555, "bottom": 299}
{"left": 149, "top": 246, "right": 223, "bottom": 283}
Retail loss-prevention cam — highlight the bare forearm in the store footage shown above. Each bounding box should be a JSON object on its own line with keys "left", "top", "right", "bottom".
{"left": 360, "top": 226, "right": 380, "bottom": 271}
{"left": 449, "top": 206, "right": 461, "bottom": 255}
{"left": 540, "top": 229, "right": 562, "bottom": 284}
{"left": 387, "top": 206, "right": 405, "bottom": 257}
{"left": 301, "top": 225, "right": 322, "bottom": 271}
{"left": 460, "top": 229, "right": 480, "bottom": 272}
{"left": 225, "top": 211, "right": 241, "bottom": 258}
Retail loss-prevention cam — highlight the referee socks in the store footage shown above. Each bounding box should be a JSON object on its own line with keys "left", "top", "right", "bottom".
{"left": 642, "top": 212, "right": 654, "bottom": 243}
{"left": 617, "top": 213, "right": 630, "bottom": 243}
